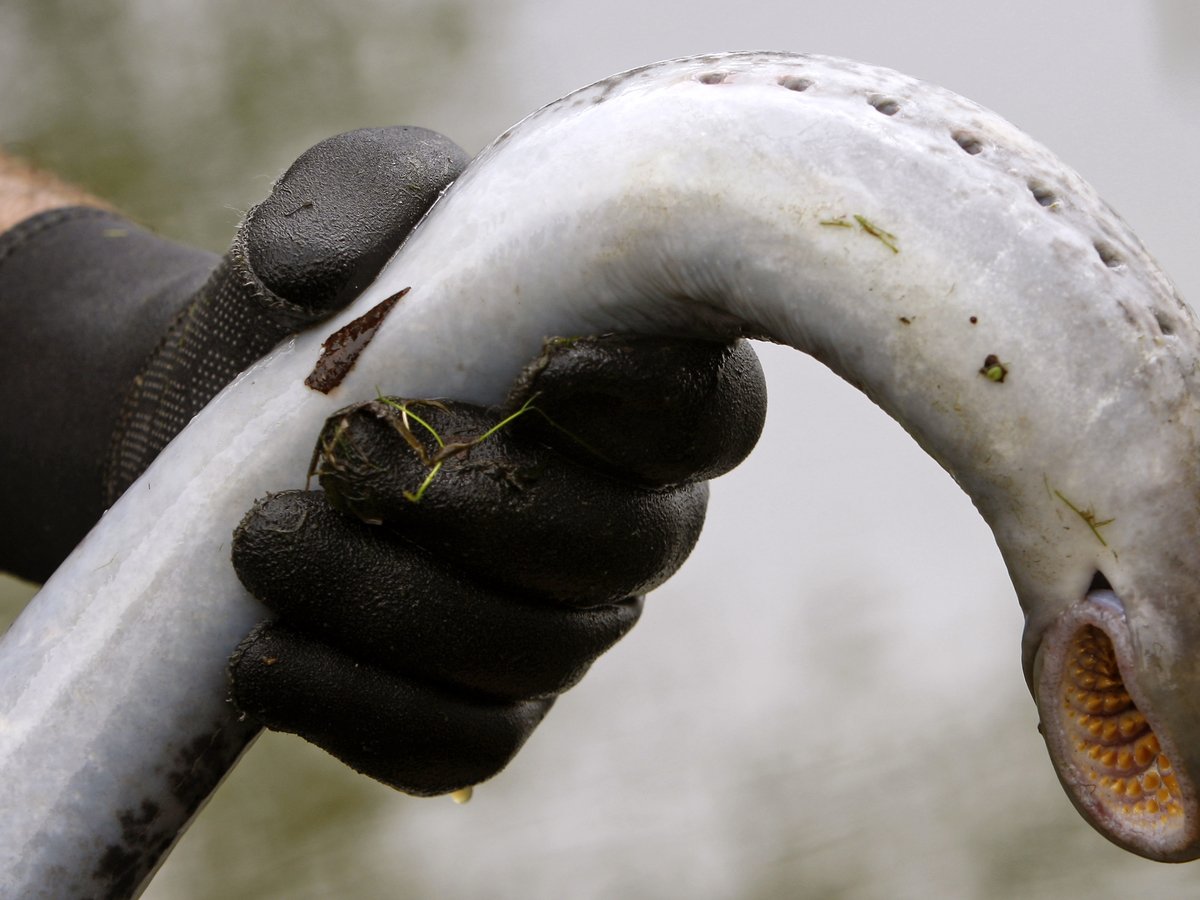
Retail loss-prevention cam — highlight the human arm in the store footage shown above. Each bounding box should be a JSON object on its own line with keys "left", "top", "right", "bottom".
{"left": 0, "top": 129, "right": 469, "bottom": 580}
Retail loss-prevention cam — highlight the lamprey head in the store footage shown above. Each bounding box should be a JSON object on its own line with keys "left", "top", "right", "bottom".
{"left": 1034, "top": 590, "right": 1200, "bottom": 861}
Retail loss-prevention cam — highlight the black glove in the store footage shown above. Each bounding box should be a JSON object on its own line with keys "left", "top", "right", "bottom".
{"left": 0, "top": 128, "right": 767, "bottom": 797}
{"left": 228, "top": 335, "right": 766, "bottom": 794}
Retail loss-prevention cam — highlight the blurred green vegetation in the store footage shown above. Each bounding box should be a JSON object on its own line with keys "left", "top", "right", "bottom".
{"left": 0, "top": 576, "right": 35, "bottom": 634}
{"left": 0, "top": 0, "right": 492, "bottom": 250}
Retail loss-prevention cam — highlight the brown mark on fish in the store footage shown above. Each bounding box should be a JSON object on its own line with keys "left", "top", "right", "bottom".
{"left": 305, "top": 288, "right": 410, "bottom": 393}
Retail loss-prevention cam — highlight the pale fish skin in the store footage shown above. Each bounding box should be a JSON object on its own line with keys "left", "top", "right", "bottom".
{"left": 3, "top": 51, "right": 1199, "bottom": 897}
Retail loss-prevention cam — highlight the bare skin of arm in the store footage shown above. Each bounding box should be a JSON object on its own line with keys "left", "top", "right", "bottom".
{"left": 0, "top": 152, "right": 111, "bottom": 232}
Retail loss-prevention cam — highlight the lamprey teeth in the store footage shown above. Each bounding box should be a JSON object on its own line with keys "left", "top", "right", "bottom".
{"left": 1062, "top": 626, "right": 1185, "bottom": 828}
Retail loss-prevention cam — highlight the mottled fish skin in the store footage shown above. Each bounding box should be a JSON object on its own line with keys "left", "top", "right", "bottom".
{"left": 2, "top": 52, "right": 1198, "bottom": 896}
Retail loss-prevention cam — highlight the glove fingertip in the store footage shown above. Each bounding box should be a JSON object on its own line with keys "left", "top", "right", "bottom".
{"left": 228, "top": 622, "right": 554, "bottom": 796}
{"left": 230, "top": 490, "right": 319, "bottom": 599}
{"left": 507, "top": 335, "right": 767, "bottom": 486}
{"left": 244, "top": 126, "right": 470, "bottom": 319}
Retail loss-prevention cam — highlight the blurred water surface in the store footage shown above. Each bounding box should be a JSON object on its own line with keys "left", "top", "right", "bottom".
{"left": 3, "top": 1, "right": 1200, "bottom": 897}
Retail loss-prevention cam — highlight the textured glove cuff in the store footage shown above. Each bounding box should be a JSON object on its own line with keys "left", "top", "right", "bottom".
{"left": 0, "top": 207, "right": 218, "bottom": 580}
{"left": 105, "top": 125, "right": 474, "bottom": 503}
{"left": 104, "top": 215, "right": 325, "bottom": 503}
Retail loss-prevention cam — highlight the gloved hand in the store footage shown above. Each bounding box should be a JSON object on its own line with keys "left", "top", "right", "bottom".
{"left": 230, "top": 334, "right": 766, "bottom": 794}
{"left": 0, "top": 127, "right": 768, "bottom": 796}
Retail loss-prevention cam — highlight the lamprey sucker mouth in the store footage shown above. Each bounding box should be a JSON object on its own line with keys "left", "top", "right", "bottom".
{"left": 1034, "top": 589, "right": 1200, "bottom": 861}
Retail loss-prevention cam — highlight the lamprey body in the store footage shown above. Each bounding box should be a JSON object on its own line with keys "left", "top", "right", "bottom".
{"left": 3, "top": 52, "right": 1199, "bottom": 897}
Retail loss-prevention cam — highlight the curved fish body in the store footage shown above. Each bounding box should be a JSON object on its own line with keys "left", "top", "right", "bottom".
{"left": 3, "top": 51, "right": 1199, "bottom": 896}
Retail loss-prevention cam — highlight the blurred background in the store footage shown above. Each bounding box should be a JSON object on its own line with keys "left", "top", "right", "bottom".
{"left": 3, "top": 1, "right": 1200, "bottom": 897}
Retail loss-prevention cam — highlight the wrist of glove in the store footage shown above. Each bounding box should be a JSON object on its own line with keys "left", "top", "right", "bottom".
{"left": 0, "top": 207, "right": 216, "bottom": 579}
{"left": 0, "top": 126, "right": 768, "bottom": 798}
{"left": 0, "top": 126, "right": 469, "bottom": 581}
